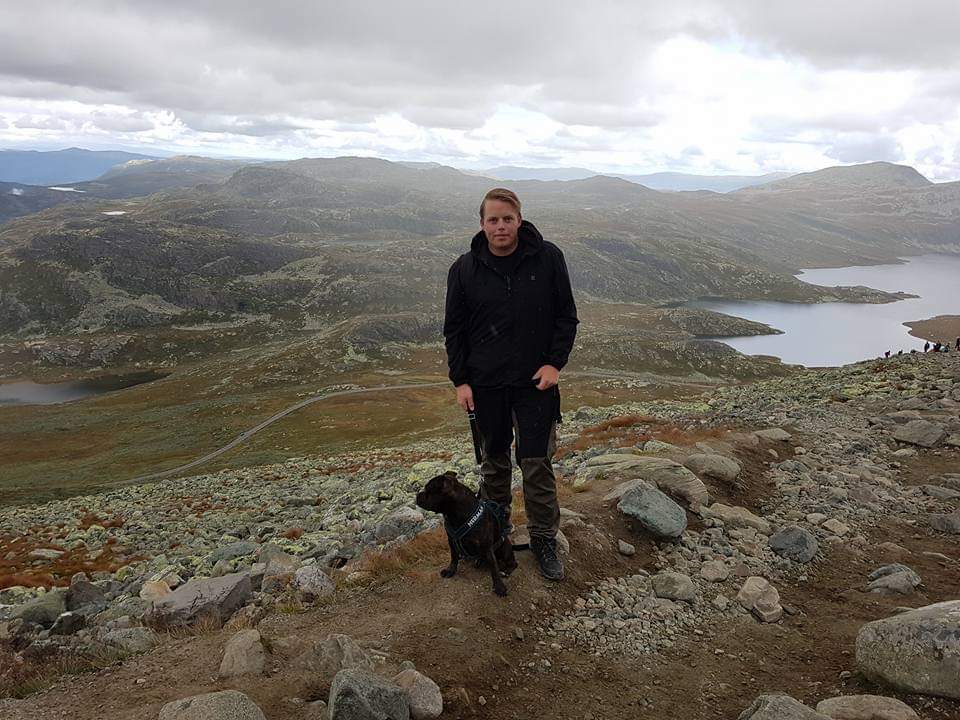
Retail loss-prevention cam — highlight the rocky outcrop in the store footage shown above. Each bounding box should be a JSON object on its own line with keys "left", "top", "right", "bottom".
{"left": 856, "top": 601, "right": 960, "bottom": 698}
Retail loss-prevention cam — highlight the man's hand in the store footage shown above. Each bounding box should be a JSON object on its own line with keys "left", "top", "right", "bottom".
{"left": 456, "top": 383, "right": 475, "bottom": 411}
{"left": 532, "top": 364, "right": 560, "bottom": 390}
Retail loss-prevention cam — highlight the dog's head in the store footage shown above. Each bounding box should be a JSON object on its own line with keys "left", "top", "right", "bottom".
{"left": 415, "top": 470, "right": 462, "bottom": 514}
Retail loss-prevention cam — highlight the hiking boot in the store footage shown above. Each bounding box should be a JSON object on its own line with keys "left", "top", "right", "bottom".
{"left": 530, "top": 537, "right": 564, "bottom": 581}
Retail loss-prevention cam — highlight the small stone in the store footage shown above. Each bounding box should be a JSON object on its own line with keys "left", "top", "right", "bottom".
{"left": 617, "top": 540, "right": 636, "bottom": 556}
{"left": 700, "top": 560, "right": 729, "bottom": 583}
{"left": 394, "top": 669, "right": 442, "bottom": 719}
{"left": 219, "top": 629, "right": 266, "bottom": 678}
{"left": 815, "top": 694, "right": 918, "bottom": 719}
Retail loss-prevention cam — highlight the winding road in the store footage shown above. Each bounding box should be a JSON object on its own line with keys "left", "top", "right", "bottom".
{"left": 127, "top": 369, "right": 702, "bottom": 484}
{"left": 128, "top": 381, "right": 449, "bottom": 483}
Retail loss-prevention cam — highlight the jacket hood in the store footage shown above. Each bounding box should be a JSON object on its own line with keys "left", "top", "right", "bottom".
{"left": 470, "top": 219, "right": 544, "bottom": 256}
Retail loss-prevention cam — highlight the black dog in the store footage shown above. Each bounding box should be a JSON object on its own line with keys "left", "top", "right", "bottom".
{"left": 415, "top": 471, "right": 518, "bottom": 596}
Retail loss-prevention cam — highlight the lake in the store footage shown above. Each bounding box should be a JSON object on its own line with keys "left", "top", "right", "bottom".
{"left": 686, "top": 253, "right": 960, "bottom": 367}
{"left": 0, "top": 371, "right": 165, "bottom": 406}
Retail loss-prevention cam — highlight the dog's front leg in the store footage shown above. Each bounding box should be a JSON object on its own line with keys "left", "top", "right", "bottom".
{"left": 441, "top": 532, "right": 460, "bottom": 578}
{"left": 486, "top": 546, "right": 508, "bottom": 597}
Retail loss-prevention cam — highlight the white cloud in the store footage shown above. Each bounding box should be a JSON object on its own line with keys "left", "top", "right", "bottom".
{"left": 0, "top": 1, "right": 958, "bottom": 178}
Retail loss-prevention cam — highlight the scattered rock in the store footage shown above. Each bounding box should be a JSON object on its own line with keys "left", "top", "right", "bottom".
{"left": 11, "top": 590, "right": 66, "bottom": 628}
{"left": 328, "top": 668, "right": 410, "bottom": 720}
{"left": 700, "top": 560, "right": 730, "bottom": 583}
{"left": 144, "top": 573, "right": 252, "bottom": 629}
{"left": 821, "top": 518, "right": 850, "bottom": 537}
{"left": 737, "top": 577, "right": 782, "bottom": 623}
{"left": 219, "top": 629, "right": 266, "bottom": 678}
{"left": 703, "top": 504, "right": 771, "bottom": 535}
{"left": 158, "top": 690, "right": 266, "bottom": 720}
{"left": 683, "top": 453, "right": 742, "bottom": 484}
{"left": 930, "top": 512, "right": 960, "bottom": 534}
{"left": 815, "top": 694, "right": 918, "bottom": 719}
{"left": 296, "top": 633, "right": 373, "bottom": 678}
{"left": 617, "top": 481, "right": 687, "bottom": 539}
{"left": 753, "top": 428, "right": 792, "bottom": 442}
{"left": 892, "top": 419, "right": 947, "bottom": 447}
{"left": 617, "top": 539, "right": 635, "bottom": 556}
{"left": 738, "top": 693, "right": 828, "bottom": 719}
{"left": 651, "top": 572, "right": 696, "bottom": 603}
{"left": 293, "top": 565, "right": 336, "bottom": 602}
{"left": 101, "top": 627, "right": 157, "bottom": 656}
{"left": 393, "top": 669, "right": 443, "bottom": 719}
{"left": 866, "top": 565, "right": 921, "bottom": 595}
{"left": 769, "top": 526, "right": 819, "bottom": 563}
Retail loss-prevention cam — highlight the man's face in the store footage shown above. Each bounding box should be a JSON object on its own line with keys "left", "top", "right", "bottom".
{"left": 481, "top": 199, "right": 521, "bottom": 256}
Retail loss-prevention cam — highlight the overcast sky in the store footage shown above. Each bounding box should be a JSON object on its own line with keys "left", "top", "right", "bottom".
{"left": 2, "top": 1, "right": 959, "bottom": 178}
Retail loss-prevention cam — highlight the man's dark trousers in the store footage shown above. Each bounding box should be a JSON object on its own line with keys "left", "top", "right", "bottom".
{"left": 473, "top": 384, "right": 561, "bottom": 540}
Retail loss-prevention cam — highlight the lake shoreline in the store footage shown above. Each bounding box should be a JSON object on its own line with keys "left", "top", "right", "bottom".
{"left": 904, "top": 315, "right": 960, "bottom": 344}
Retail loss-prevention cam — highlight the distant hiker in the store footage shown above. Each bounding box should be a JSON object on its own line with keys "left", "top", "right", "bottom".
{"left": 898, "top": 349, "right": 903, "bottom": 355}
{"left": 924, "top": 341, "right": 930, "bottom": 352}
{"left": 444, "top": 187, "right": 578, "bottom": 581}
{"left": 934, "top": 342, "right": 942, "bottom": 352}
{"left": 884, "top": 350, "right": 890, "bottom": 358}
{"left": 956, "top": 336, "right": 959, "bottom": 350}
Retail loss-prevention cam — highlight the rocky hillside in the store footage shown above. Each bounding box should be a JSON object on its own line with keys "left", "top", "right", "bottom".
{"left": 1, "top": 351, "right": 958, "bottom": 718}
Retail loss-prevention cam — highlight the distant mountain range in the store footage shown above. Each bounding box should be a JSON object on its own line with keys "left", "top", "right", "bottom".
{"left": 482, "top": 166, "right": 793, "bottom": 192}
{"left": 0, "top": 155, "right": 251, "bottom": 224}
{"left": 0, "top": 147, "right": 160, "bottom": 185}
{"left": 2, "top": 157, "right": 957, "bottom": 340}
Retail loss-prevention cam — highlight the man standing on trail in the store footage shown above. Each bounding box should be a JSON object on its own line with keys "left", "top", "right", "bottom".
{"left": 443, "top": 188, "right": 579, "bottom": 581}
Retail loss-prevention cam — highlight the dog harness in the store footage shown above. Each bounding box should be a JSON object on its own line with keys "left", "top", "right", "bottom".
{"left": 444, "top": 499, "right": 510, "bottom": 559}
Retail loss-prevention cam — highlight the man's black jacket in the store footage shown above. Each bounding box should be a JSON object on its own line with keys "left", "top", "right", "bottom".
{"left": 443, "top": 220, "right": 579, "bottom": 388}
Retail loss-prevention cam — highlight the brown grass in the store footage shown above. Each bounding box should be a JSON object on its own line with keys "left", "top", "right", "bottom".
{"left": 0, "top": 535, "right": 140, "bottom": 590}
{"left": 0, "top": 643, "right": 121, "bottom": 699}
{"left": 355, "top": 527, "right": 450, "bottom": 581}
{"left": 78, "top": 514, "right": 124, "bottom": 529}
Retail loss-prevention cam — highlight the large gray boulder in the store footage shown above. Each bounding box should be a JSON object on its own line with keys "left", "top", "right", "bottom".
{"left": 892, "top": 419, "right": 947, "bottom": 447}
{"left": 584, "top": 454, "right": 709, "bottom": 507}
{"left": 739, "top": 694, "right": 829, "bottom": 719}
{"left": 102, "top": 627, "right": 158, "bottom": 655}
{"left": 930, "top": 512, "right": 960, "bottom": 534}
{"left": 209, "top": 541, "right": 257, "bottom": 564}
{"left": 617, "top": 481, "right": 687, "bottom": 539}
{"left": 158, "top": 690, "right": 266, "bottom": 720}
{"left": 329, "top": 669, "right": 410, "bottom": 720}
{"left": 703, "top": 503, "right": 771, "bottom": 535}
{"left": 297, "top": 633, "right": 373, "bottom": 678}
{"left": 769, "top": 526, "right": 819, "bottom": 563}
{"left": 66, "top": 579, "right": 106, "bottom": 612}
{"left": 815, "top": 694, "right": 918, "bottom": 719}
{"left": 10, "top": 589, "right": 67, "bottom": 628}
{"left": 144, "top": 573, "right": 252, "bottom": 628}
{"left": 684, "top": 453, "right": 742, "bottom": 484}
{"left": 856, "top": 600, "right": 960, "bottom": 698}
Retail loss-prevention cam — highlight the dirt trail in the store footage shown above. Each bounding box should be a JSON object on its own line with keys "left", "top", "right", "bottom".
{"left": 11, "top": 440, "right": 960, "bottom": 720}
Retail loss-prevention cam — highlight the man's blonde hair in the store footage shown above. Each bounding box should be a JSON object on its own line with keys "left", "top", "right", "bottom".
{"left": 479, "top": 188, "right": 522, "bottom": 219}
